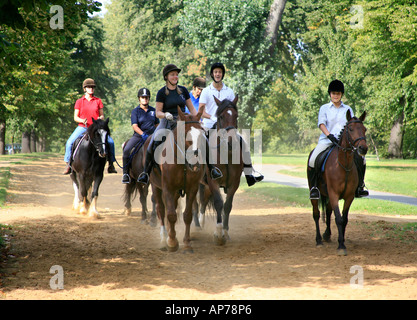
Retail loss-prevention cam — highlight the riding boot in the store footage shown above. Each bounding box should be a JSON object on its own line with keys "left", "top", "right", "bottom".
{"left": 308, "top": 166, "right": 320, "bottom": 200}
{"left": 205, "top": 137, "right": 222, "bottom": 180}
{"left": 137, "top": 148, "right": 154, "bottom": 185}
{"left": 62, "top": 163, "right": 71, "bottom": 175}
{"left": 244, "top": 164, "right": 264, "bottom": 187}
{"left": 355, "top": 163, "right": 369, "bottom": 198}
{"left": 354, "top": 155, "right": 369, "bottom": 198}
{"left": 121, "top": 156, "right": 131, "bottom": 184}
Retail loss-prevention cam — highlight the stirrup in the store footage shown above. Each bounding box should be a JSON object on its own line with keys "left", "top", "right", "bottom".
{"left": 210, "top": 167, "right": 223, "bottom": 180}
{"left": 137, "top": 172, "right": 149, "bottom": 185}
{"left": 122, "top": 174, "right": 131, "bottom": 184}
{"left": 355, "top": 185, "right": 369, "bottom": 198}
{"left": 309, "top": 187, "right": 320, "bottom": 200}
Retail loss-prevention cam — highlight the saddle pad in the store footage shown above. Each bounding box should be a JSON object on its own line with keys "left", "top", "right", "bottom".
{"left": 320, "top": 146, "right": 335, "bottom": 173}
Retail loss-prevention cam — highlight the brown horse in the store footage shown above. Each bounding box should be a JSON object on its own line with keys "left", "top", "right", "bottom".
{"left": 122, "top": 138, "right": 157, "bottom": 225}
{"left": 147, "top": 106, "right": 206, "bottom": 252}
{"left": 196, "top": 96, "right": 244, "bottom": 245}
{"left": 307, "top": 110, "right": 367, "bottom": 255}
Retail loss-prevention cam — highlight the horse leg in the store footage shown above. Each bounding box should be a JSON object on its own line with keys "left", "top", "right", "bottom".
{"left": 149, "top": 193, "right": 157, "bottom": 227}
{"left": 70, "top": 173, "right": 80, "bottom": 211}
{"left": 223, "top": 184, "right": 239, "bottom": 241}
{"left": 311, "top": 199, "right": 322, "bottom": 247}
{"left": 123, "top": 180, "right": 135, "bottom": 216}
{"left": 323, "top": 201, "right": 332, "bottom": 242}
{"left": 138, "top": 184, "right": 149, "bottom": 224}
{"left": 329, "top": 195, "right": 347, "bottom": 256}
{"left": 164, "top": 190, "right": 179, "bottom": 252}
{"left": 78, "top": 173, "right": 89, "bottom": 215}
{"left": 192, "top": 198, "right": 199, "bottom": 228}
{"left": 183, "top": 191, "right": 198, "bottom": 253}
{"left": 212, "top": 188, "right": 226, "bottom": 246}
{"left": 197, "top": 183, "right": 210, "bottom": 229}
{"left": 88, "top": 172, "right": 103, "bottom": 219}
{"left": 153, "top": 186, "right": 167, "bottom": 249}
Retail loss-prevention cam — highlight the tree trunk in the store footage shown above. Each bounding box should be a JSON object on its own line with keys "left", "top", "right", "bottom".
{"left": 21, "top": 131, "right": 31, "bottom": 153}
{"left": 0, "top": 119, "right": 5, "bottom": 155}
{"left": 266, "top": 0, "right": 287, "bottom": 54}
{"left": 387, "top": 112, "right": 404, "bottom": 158}
{"left": 30, "top": 130, "right": 37, "bottom": 153}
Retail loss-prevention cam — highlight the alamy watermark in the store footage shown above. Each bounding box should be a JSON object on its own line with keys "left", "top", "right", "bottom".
{"left": 49, "top": 265, "right": 64, "bottom": 290}
{"left": 350, "top": 265, "right": 364, "bottom": 289}
{"left": 49, "top": 5, "right": 64, "bottom": 30}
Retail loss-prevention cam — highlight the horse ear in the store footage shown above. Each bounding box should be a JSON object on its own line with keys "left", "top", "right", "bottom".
{"left": 359, "top": 111, "right": 366, "bottom": 122}
{"left": 213, "top": 95, "right": 222, "bottom": 106}
{"left": 92, "top": 117, "right": 96, "bottom": 124}
{"left": 232, "top": 94, "right": 238, "bottom": 106}
{"left": 177, "top": 106, "right": 185, "bottom": 121}
{"left": 105, "top": 117, "right": 109, "bottom": 125}
{"left": 346, "top": 110, "right": 352, "bottom": 121}
{"left": 197, "top": 105, "right": 205, "bottom": 121}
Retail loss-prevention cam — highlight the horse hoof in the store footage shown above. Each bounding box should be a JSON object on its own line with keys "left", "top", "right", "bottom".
{"left": 149, "top": 219, "right": 157, "bottom": 228}
{"left": 213, "top": 234, "right": 226, "bottom": 246}
{"left": 166, "top": 239, "right": 179, "bottom": 252}
{"left": 337, "top": 249, "right": 348, "bottom": 256}
{"left": 183, "top": 247, "right": 194, "bottom": 254}
{"left": 124, "top": 208, "right": 131, "bottom": 216}
{"left": 140, "top": 219, "right": 148, "bottom": 225}
{"left": 316, "top": 243, "right": 324, "bottom": 248}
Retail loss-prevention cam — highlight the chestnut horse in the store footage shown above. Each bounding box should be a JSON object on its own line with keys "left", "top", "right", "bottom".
{"left": 307, "top": 110, "right": 367, "bottom": 255}
{"left": 147, "top": 106, "right": 206, "bottom": 252}
{"left": 70, "top": 118, "right": 110, "bottom": 218}
{"left": 196, "top": 96, "right": 244, "bottom": 245}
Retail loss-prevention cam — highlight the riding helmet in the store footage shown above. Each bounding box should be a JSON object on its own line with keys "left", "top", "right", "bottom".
{"left": 210, "top": 62, "right": 225, "bottom": 82}
{"left": 328, "top": 79, "right": 344, "bottom": 95}
{"left": 83, "top": 78, "right": 96, "bottom": 88}
{"left": 163, "top": 64, "right": 181, "bottom": 80}
{"left": 137, "top": 88, "right": 151, "bottom": 98}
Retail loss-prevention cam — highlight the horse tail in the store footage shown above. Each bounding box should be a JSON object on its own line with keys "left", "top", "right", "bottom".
{"left": 122, "top": 180, "right": 138, "bottom": 204}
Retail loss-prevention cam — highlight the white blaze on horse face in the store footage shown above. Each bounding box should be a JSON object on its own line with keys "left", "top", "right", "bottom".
{"left": 185, "top": 126, "right": 203, "bottom": 165}
{"left": 97, "top": 129, "right": 107, "bottom": 156}
{"left": 227, "top": 110, "right": 233, "bottom": 116}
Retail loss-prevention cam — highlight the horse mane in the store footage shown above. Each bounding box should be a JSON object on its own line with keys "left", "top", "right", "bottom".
{"left": 215, "top": 99, "right": 237, "bottom": 117}
{"left": 87, "top": 118, "right": 110, "bottom": 137}
{"left": 337, "top": 116, "right": 359, "bottom": 144}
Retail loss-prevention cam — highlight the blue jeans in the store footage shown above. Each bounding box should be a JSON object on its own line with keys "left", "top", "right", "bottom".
{"left": 64, "top": 126, "right": 115, "bottom": 163}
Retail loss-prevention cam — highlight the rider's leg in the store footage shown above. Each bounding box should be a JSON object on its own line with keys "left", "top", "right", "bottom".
{"left": 240, "top": 135, "right": 263, "bottom": 186}
{"left": 308, "top": 143, "right": 331, "bottom": 199}
{"left": 106, "top": 136, "right": 117, "bottom": 174}
{"left": 121, "top": 137, "right": 140, "bottom": 184}
{"left": 354, "top": 154, "right": 369, "bottom": 197}
{"left": 63, "top": 126, "right": 86, "bottom": 174}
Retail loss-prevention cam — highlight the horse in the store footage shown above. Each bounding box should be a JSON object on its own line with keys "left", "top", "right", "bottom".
{"left": 147, "top": 106, "right": 206, "bottom": 252}
{"left": 122, "top": 137, "right": 157, "bottom": 225}
{"left": 307, "top": 110, "right": 367, "bottom": 255}
{"left": 196, "top": 96, "right": 244, "bottom": 245}
{"left": 70, "top": 118, "right": 110, "bottom": 218}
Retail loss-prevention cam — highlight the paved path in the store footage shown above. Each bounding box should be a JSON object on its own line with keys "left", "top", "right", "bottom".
{"left": 259, "top": 164, "right": 417, "bottom": 207}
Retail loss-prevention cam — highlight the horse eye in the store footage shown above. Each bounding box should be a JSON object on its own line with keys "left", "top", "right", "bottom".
{"left": 348, "top": 127, "right": 353, "bottom": 132}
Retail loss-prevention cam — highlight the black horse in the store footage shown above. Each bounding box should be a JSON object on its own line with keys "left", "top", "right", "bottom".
{"left": 122, "top": 137, "right": 157, "bottom": 225}
{"left": 70, "top": 118, "right": 110, "bottom": 218}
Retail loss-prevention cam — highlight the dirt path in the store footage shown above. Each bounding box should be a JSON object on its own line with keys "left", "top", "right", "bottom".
{"left": 0, "top": 156, "right": 416, "bottom": 300}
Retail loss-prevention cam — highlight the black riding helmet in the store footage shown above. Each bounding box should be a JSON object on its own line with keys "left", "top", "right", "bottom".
{"left": 210, "top": 62, "right": 225, "bottom": 83}
{"left": 328, "top": 79, "right": 345, "bottom": 95}
{"left": 137, "top": 87, "right": 150, "bottom": 98}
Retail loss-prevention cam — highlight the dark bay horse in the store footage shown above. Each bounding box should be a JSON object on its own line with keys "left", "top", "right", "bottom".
{"left": 196, "top": 96, "right": 244, "bottom": 245}
{"left": 307, "top": 110, "right": 367, "bottom": 255}
{"left": 122, "top": 137, "right": 157, "bottom": 225}
{"left": 147, "top": 106, "right": 206, "bottom": 252}
{"left": 70, "top": 118, "right": 110, "bottom": 218}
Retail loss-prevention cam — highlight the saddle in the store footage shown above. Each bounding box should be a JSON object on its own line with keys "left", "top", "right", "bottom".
{"left": 71, "top": 134, "right": 87, "bottom": 162}
{"left": 314, "top": 145, "right": 335, "bottom": 173}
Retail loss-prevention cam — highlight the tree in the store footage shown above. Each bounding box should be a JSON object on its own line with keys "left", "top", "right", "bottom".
{"left": 180, "top": 0, "right": 290, "bottom": 128}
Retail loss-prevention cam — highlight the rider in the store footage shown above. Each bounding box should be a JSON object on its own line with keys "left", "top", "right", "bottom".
{"left": 121, "top": 88, "right": 159, "bottom": 184}
{"left": 63, "top": 78, "right": 117, "bottom": 175}
{"left": 199, "top": 62, "right": 264, "bottom": 186}
{"left": 136, "top": 64, "right": 222, "bottom": 185}
{"left": 185, "top": 77, "right": 206, "bottom": 114}
{"left": 308, "top": 79, "right": 368, "bottom": 199}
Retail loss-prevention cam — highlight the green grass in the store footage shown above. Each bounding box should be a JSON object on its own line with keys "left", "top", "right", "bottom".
{"left": 356, "top": 221, "right": 417, "bottom": 243}
{"left": 240, "top": 167, "right": 417, "bottom": 217}
{"left": 260, "top": 154, "right": 417, "bottom": 198}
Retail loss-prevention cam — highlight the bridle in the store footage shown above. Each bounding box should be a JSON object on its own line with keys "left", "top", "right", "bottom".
{"left": 333, "top": 119, "right": 366, "bottom": 154}
{"left": 87, "top": 129, "right": 108, "bottom": 155}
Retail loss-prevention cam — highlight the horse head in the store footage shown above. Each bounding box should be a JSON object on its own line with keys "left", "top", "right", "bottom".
{"left": 345, "top": 110, "right": 368, "bottom": 157}
{"left": 214, "top": 95, "right": 238, "bottom": 130}
{"left": 177, "top": 106, "right": 205, "bottom": 169}
{"left": 89, "top": 117, "right": 110, "bottom": 158}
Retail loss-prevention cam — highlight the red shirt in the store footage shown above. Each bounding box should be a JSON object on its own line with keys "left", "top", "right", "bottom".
{"left": 74, "top": 96, "right": 104, "bottom": 127}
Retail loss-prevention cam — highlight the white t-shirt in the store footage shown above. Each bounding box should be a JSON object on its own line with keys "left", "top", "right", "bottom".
{"left": 199, "top": 82, "right": 235, "bottom": 128}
